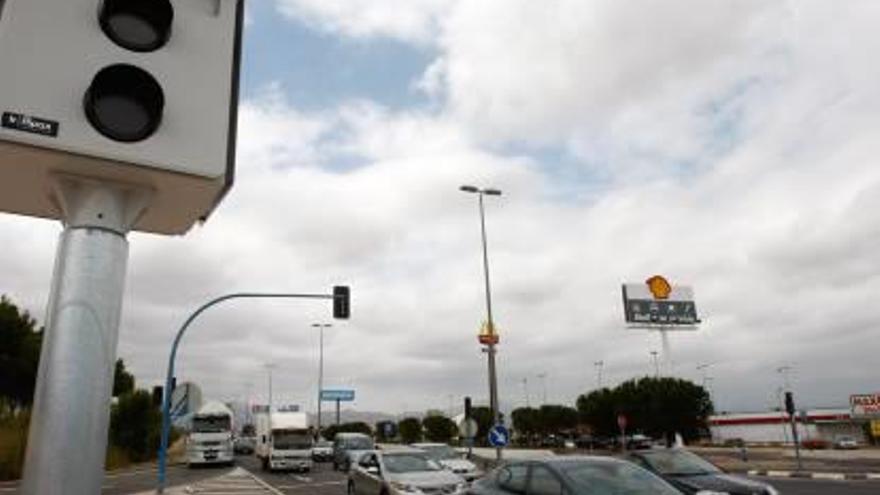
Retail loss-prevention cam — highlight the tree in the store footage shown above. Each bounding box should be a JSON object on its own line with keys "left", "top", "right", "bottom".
{"left": 398, "top": 417, "right": 422, "bottom": 444}
{"left": 576, "top": 377, "right": 713, "bottom": 442}
{"left": 470, "top": 406, "right": 494, "bottom": 446}
{"left": 0, "top": 296, "right": 43, "bottom": 409}
{"left": 109, "top": 390, "right": 161, "bottom": 462}
{"left": 113, "top": 359, "right": 135, "bottom": 397}
{"left": 537, "top": 405, "right": 579, "bottom": 435}
{"left": 512, "top": 407, "right": 540, "bottom": 443}
{"left": 422, "top": 415, "right": 457, "bottom": 443}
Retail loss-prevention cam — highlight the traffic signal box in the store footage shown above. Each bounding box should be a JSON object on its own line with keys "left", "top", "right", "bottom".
{"left": 0, "top": 0, "right": 244, "bottom": 234}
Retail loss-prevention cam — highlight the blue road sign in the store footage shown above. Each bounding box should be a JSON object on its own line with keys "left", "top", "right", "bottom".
{"left": 488, "top": 424, "right": 510, "bottom": 448}
{"left": 321, "top": 389, "right": 355, "bottom": 402}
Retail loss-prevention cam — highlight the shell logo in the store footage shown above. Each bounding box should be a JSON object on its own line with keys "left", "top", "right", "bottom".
{"left": 646, "top": 275, "right": 672, "bottom": 300}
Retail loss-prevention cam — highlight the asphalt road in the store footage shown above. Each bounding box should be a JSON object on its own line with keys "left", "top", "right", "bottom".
{"left": 0, "top": 462, "right": 231, "bottom": 495}
{"left": 3, "top": 456, "right": 878, "bottom": 494}
{"left": 751, "top": 475, "right": 880, "bottom": 495}
{"left": 238, "top": 454, "right": 348, "bottom": 495}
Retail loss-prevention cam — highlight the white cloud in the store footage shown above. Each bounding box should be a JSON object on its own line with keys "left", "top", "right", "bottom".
{"left": 4, "top": 1, "right": 880, "bottom": 417}
{"left": 275, "top": 0, "right": 452, "bottom": 44}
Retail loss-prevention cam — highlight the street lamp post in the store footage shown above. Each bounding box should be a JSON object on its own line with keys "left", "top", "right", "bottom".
{"left": 460, "top": 184, "right": 502, "bottom": 460}
{"left": 537, "top": 373, "right": 548, "bottom": 405}
{"left": 594, "top": 361, "right": 604, "bottom": 388}
{"left": 312, "top": 323, "right": 332, "bottom": 438}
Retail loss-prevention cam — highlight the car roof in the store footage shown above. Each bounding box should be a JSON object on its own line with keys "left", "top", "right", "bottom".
{"left": 506, "top": 456, "right": 630, "bottom": 467}
{"left": 381, "top": 447, "right": 429, "bottom": 455}
{"left": 410, "top": 443, "right": 447, "bottom": 448}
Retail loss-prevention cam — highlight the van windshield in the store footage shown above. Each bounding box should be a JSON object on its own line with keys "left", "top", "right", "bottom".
{"left": 342, "top": 437, "right": 373, "bottom": 450}
{"left": 192, "top": 415, "right": 230, "bottom": 433}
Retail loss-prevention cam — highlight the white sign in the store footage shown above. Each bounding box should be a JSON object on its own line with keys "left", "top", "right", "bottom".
{"left": 458, "top": 418, "right": 478, "bottom": 439}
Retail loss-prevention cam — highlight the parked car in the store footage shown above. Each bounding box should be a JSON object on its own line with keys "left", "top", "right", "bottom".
{"left": 469, "top": 456, "right": 682, "bottom": 495}
{"left": 627, "top": 448, "right": 779, "bottom": 495}
{"left": 627, "top": 434, "right": 653, "bottom": 450}
{"left": 833, "top": 436, "right": 859, "bottom": 450}
{"left": 348, "top": 448, "right": 467, "bottom": 495}
{"left": 334, "top": 432, "right": 375, "bottom": 472}
{"left": 410, "top": 443, "right": 482, "bottom": 482}
{"left": 312, "top": 439, "right": 334, "bottom": 461}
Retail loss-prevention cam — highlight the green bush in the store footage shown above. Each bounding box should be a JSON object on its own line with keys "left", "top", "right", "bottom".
{"left": 0, "top": 410, "right": 29, "bottom": 481}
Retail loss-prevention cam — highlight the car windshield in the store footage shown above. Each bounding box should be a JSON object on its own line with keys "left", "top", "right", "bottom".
{"left": 192, "top": 415, "right": 230, "bottom": 433}
{"left": 383, "top": 453, "right": 441, "bottom": 473}
{"left": 639, "top": 450, "right": 721, "bottom": 476}
{"left": 273, "top": 433, "right": 312, "bottom": 450}
{"left": 343, "top": 437, "right": 374, "bottom": 450}
{"left": 420, "top": 445, "right": 458, "bottom": 461}
{"left": 563, "top": 461, "right": 681, "bottom": 495}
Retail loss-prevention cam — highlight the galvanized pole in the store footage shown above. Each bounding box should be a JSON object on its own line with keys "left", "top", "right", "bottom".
{"left": 477, "top": 192, "right": 502, "bottom": 460}
{"left": 21, "top": 178, "right": 150, "bottom": 495}
{"left": 313, "top": 323, "right": 330, "bottom": 438}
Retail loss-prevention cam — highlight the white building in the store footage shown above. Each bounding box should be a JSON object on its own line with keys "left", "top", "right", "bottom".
{"left": 709, "top": 409, "right": 866, "bottom": 445}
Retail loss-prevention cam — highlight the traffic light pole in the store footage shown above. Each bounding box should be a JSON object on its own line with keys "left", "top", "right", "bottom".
{"left": 21, "top": 177, "right": 151, "bottom": 495}
{"left": 157, "top": 290, "right": 344, "bottom": 493}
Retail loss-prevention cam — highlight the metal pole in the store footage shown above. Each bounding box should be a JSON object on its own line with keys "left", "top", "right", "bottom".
{"left": 660, "top": 329, "right": 672, "bottom": 373}
{"left": 157, "top": 292, "right": 334, "bottom": 493}
{"left": 595, "top": 361, "right": 604, "bottom": 389}
{"left": 538, "top": 373, "right": 548, "bottom": 404}
{"left": 477, "top": 193, "right": 502, "bottom": 460}
{"left": 522, "top": 378, "right": 530, "bottom": 408}
{"left": 21, "top": 178, "right": 148, "bottom": 495}
{"left": 318, "top": 325, "right": 324, "bottom": 437}
{"left": 336, "top": 399, "right": 341, "bottom": 425}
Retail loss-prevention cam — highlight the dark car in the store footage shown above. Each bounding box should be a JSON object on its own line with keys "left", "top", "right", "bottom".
{"left": 469, "top": 456, "right": 683, "bottom": 495}
{"left": 627, "top": 448, "right": 779, "bottom": 495}
{"left": 333, "top": 432, "right": 375, "bottom": 471}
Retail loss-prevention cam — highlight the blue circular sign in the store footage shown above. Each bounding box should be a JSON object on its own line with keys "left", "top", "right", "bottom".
{"left": 488, "top": 424, "right": 509, "bottom": 448}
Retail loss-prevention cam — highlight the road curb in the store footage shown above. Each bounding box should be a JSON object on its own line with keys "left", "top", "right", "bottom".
{"left": 747, "top": 469, "right": 880, "bottom": 481}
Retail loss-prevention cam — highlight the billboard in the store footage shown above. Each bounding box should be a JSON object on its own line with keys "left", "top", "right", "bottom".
{"left": 850, "top": 394, "right": 880, "bottom": 418}
{"left": 622, "top": 275, "right": 699, "bottom": 326}
{"left": 321, "top": 389, "right": 355, "bottom": 402}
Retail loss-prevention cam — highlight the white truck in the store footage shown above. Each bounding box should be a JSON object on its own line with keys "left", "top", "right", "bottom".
{"left": 256, "top": 410, "right": 314, "bottom": 472}
{"left": 186, "top": 401, "right": 234, "bottom": 467}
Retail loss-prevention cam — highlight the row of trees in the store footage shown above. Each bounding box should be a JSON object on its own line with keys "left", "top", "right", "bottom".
{"left": 0, "top": 295, "right": 166, "bottom": 478}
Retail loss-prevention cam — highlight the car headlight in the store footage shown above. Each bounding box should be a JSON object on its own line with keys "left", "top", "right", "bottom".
{"left": 389, "top": 482, "right": 422, "bottom": 493}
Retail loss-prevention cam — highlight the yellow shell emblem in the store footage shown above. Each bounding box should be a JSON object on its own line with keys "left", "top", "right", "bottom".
{"left": 646, "top": 275, "right": 672, "bottom": 300}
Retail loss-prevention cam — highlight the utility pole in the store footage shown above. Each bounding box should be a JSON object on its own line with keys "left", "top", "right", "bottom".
{"left": 312, "top": 323, "right": 332, "bottom": 438}
{"left": 522, "top": 378, "right": 530, "bottom": 407}
{"left": 537, "top": 373, "right": 548, "bottom": 404}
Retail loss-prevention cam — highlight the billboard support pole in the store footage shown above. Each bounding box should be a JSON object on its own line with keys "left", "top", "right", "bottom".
{"left": 660, "top": 328, "right": 672, "bottom": 373}
{"left": 336, "top": 399, "right": 341, "bottom": 425}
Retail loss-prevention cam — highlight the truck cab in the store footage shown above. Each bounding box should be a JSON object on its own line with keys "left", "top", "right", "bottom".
{"left": 256, "top": 410, "right": 314, "bottom": 472}
{"left": 186, "top": 401, "right": 234, "bottom": 467}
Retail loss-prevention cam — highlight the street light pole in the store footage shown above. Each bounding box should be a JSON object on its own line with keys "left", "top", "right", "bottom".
{"left": 594, "top": 361, "right": 604, "bottom": 388}
{"left": 266, "top": 363, "right": 276, "bottom": 412}
{"left": 537, "top": 373, "right": 548, "bottom": 404}
{"left": 312, "top": 323, "right": 331, "bottom": 438}
{"left": 460, "top": 184, "right": 502, "bottom": 461}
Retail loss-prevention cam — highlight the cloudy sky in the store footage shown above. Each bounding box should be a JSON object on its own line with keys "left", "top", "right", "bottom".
{"left": 3, "top": 0, "right": 880, "bottom": 416}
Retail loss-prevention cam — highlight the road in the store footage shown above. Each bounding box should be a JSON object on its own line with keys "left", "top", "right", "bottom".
{"left": 751, "top": 475, "right": 880, "bottom": 495}
{"left": 2, "top": 455, "right": 878, "bottom": 494}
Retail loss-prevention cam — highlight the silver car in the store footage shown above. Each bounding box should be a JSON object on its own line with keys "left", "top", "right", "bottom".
{"left": 410, "top": 443, "right": 482, "bottom": 482}
{"left": 348, "top": 449, "right": 468, "bottom": 495}
{"left": 470, "top": 456, "right": 683, "bottom": 495}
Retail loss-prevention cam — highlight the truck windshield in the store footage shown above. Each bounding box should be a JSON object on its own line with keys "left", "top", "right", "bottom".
{"left": 192, "top": 415, "right": 230, "bottom": 433}
{"left": 274, "top": 434, "right": 312, "bottom": 450}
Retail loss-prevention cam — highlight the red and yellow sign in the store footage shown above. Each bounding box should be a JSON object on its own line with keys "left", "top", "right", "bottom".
{"left": 646, "top": 275, "right": 672, "bottom": 300}
{"left": 478, "top": 321, "right": 499, "bottom": 345}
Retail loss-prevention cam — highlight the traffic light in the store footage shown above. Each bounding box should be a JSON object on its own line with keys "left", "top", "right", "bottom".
{"left": 0, "top": 0, "right": 244, "bottom": 234}
{"left": 464, "top": 397, "right": 472, "bottom": 420}
{"left": 152, "top": 386, "right": 163, "bottom": 408}
{"left": 784, "top": 392, "right": 796, "bottom": 416}
{"left": 333, "top": 286, "right": 350, "bottom": 319}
